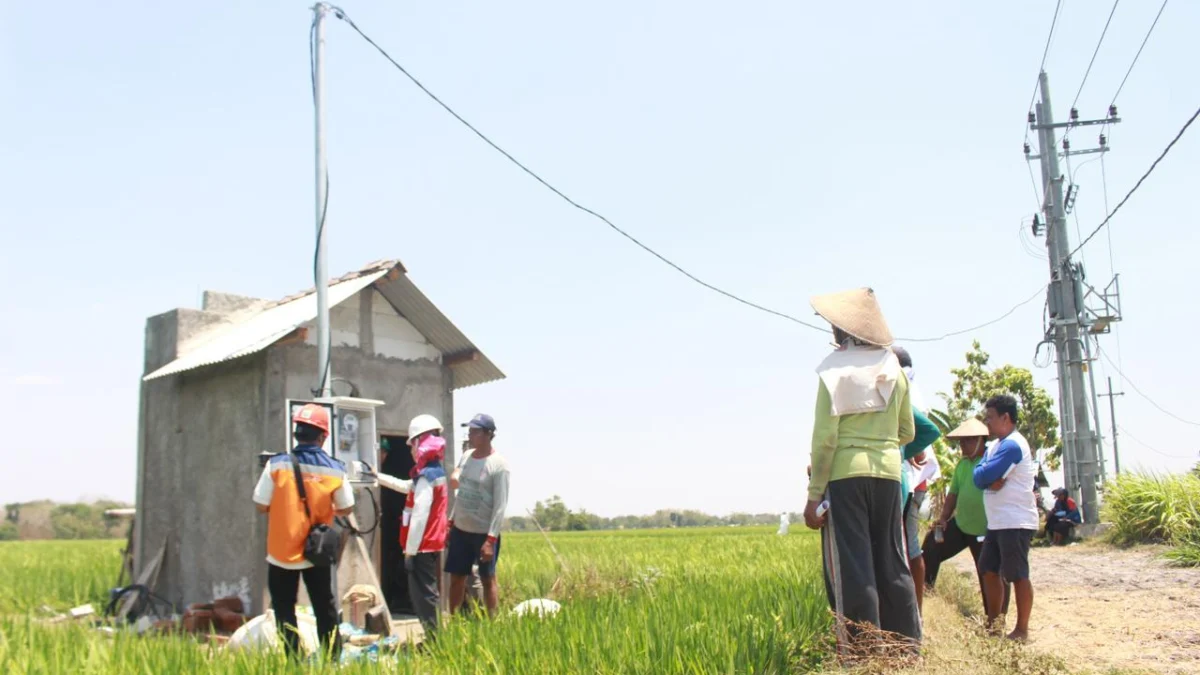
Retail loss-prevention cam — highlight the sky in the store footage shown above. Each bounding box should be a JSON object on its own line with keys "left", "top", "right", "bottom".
{"left": 2, "top": 1, "right": 1197, "bottom": 518}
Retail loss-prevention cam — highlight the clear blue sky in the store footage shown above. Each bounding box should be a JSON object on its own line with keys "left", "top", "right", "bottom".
{"left": 2, "top": 1, "right": 1196, "bottom": 517}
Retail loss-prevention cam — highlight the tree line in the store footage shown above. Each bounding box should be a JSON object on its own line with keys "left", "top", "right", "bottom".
{"left": 506, "top": 495, "right": 797, "bottom": 532}
{"left": 2, "top": 500, "right": 132, "bottom": 541}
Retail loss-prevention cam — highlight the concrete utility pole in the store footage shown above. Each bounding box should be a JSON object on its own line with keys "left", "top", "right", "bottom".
{"left": 314, "top": 2, "right": 332, "bottom": 397}
{"left": 1100, "top": 377, "right": 1125, "bottom": 476}
{"left": 1030, "top": 71, "right": 1103, "bottom": 524}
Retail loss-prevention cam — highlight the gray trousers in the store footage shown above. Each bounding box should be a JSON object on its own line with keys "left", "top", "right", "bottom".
{"left": 821, "top": 477, "right": 922, "bottom": 649}
{"left": 405, "top": 553, "right": 440, "bottom": 639}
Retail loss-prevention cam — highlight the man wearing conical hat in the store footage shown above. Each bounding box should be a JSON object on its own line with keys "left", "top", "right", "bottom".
{"left": 804, "top": 287, "right": 923, "bottom": 652}
{"left": 921, "top": 418, "right": 1010, "bottom": 618}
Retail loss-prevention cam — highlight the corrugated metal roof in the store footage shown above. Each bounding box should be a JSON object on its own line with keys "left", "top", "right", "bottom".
{"left": 142, "top": 260, "right": 504, "bottom": 390}
{"left": 143, "top": 270, "right": 388, "bottom": 381}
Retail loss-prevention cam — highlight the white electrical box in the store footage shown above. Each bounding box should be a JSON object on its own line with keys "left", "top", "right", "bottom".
{"left": 285, "top": 396, "right": 386, "bottom": 486}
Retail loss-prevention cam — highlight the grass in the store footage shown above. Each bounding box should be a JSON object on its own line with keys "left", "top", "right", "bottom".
{"left": 0, "top": 539, "right": 124, "bottom": 615}
{"left": 1102, "top": 471, "right": 1200, "bottom": 567}
{"left": 0, "top": 528, "right": 834, "bottom": 674}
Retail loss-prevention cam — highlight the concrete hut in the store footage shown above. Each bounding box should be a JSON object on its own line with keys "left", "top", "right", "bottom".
{"left": 135, "top": 259, "right": 504, "bottom": 616}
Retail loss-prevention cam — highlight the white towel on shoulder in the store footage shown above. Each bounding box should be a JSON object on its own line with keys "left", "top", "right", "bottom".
{"left": 816, "top": 346, "right": 903, "bottom": 417}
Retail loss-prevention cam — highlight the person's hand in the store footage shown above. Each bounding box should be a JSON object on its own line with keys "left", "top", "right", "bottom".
{"left": 936, "top": 518, "right": 949, "bottom": 532}
{"left": 804, "top": 500, "right": 826, "bottom": 530}
{"left": 989, "top": 477, "right": 1006, "bottom": 491}
{"left": 480, "top": 539, "right": 496, "bottom": 563}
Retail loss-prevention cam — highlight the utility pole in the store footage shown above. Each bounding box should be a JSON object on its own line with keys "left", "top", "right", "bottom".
{"left": 1028, "top": 71, "right": 1110, "bottom": 525}
{"left": 313, "top": 3, "right": 332, "bottom": 397}
{"left": 1100, "top": 377, "right": 1125, "bottom": 475}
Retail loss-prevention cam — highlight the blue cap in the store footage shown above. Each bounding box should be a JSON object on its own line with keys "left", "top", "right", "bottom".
{"left": 462, "top": 413, "right": 496, "bottom": 432}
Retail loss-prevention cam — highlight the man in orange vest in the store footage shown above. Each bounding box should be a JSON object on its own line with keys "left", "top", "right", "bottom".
{"left": 253, "top": 403, "right": 354, "bottom": 660}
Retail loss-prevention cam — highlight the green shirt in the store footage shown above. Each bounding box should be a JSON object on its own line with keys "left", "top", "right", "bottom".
{"left": 949, "top": 455, "right": 987, "bottom": 536}
{"left": 808, "top": 373, "right": 916, "bottom": 502}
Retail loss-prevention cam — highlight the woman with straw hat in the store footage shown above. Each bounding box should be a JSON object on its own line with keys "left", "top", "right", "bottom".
{"left": 804, "top": 287, "right": 922, "bottom": 652}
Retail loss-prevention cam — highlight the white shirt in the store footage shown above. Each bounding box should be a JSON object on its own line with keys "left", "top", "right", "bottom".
{"left": 981, "top": 430, "right": 1040, "bottom": 531}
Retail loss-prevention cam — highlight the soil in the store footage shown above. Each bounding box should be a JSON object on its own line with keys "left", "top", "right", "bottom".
{"left": 948, "top": 542, "right": 1200, "bottom": 674}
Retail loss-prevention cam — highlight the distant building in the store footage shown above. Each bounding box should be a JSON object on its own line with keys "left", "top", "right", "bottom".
{"left": 135, "top": 259, "right": 503, "bottom": 614}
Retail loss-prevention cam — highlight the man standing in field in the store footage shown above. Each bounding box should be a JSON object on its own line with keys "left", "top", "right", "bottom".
{"left": 447, "top": 413, "right": 510, "bottom": 617}
{"left": 974, "top": 394, "right": 1039, "bottom": 641}
{"left": 253, "top": 404, "right": 354, "bottom": 661}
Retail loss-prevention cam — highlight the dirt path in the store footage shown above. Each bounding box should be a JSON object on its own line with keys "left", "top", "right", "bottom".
{"left": 949, "top": 542, "right": 1200, "bottom": 674}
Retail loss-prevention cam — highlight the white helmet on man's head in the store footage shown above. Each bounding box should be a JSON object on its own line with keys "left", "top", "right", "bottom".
{"left": 408, "top": 414, "right": 443, "bottom": 444}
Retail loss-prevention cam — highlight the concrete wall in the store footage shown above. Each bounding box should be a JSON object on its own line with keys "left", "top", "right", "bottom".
{"left": 137, "top": 354, "right": 268, "bottom": 614}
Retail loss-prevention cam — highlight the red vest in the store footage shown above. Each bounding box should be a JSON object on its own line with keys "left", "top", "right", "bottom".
{"left": 400, "top": 470, "right": 448, "bottom": 554}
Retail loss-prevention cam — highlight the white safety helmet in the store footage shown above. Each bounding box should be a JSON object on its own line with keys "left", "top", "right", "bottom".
{"left": 407, "top": 414, "right": 443, "bottom": 444}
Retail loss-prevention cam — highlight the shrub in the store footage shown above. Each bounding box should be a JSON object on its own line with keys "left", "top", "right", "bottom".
{"left": 1103, "top": 472, "right": 1200, "bottom": 551}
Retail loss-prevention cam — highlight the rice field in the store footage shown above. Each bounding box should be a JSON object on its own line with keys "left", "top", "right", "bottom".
{"left": 0, "top": 527, "right": 834, "bottom": 674}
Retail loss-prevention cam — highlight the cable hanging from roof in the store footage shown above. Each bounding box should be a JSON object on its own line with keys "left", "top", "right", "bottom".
{"left": 323, "top": 6, "right": 1045, "bottom": 344}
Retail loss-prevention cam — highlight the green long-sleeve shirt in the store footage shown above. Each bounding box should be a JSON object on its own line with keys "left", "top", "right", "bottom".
{"left": 808, "top": 374, "right": 916, "bottom": 502}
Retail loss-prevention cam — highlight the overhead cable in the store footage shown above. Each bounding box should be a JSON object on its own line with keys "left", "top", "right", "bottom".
{"left": 1109, "top": 0, "right": 1169, "bottom": 107}
{"left": 1068, "top": 104, "right": 1200, "bottom": 260}
{"left": 1097, "top": 347, "right": 1200, "bottom": 427}
{"left": 1024, "top": 0, "right": 1066, "bottom": 145}
{"left": 325, "top": 7, "right": 1045, "bottom": 344}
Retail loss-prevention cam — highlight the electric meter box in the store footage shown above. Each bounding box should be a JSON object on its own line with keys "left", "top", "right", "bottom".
{"left": 285, "top": 396, "right": 385, "bottom": 485}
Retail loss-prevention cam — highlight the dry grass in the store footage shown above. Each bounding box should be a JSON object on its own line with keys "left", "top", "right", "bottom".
{"left": 815, "top": 568, "right": 1072, "bottom": 675}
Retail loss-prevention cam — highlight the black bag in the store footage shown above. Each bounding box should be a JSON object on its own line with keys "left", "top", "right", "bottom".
{"left": 291, "top": 452, "right": 342, "bottom": 567}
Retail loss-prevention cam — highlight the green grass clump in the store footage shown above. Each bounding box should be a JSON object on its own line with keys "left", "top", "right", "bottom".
{"left": 0, "top": 528, "right": 835, "bottom": 674}
{"left": 1103, "top": 471, "right": 1200, "bottom": 567}
{"left": 1103, "top": 472, "right": 1200, "bottom": 546}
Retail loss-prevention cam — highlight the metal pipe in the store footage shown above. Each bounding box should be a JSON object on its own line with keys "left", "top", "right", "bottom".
{"left": 314, "top": 3, "right": 331, "bottom": 397}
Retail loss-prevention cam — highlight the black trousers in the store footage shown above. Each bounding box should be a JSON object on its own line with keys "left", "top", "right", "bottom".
{"left": 820, "top": 477, "right": 921, "bottom": 648}
{"left": 267, "top": 563, "right": 341, "bottom": 659}
{"left": 405, "top": 552, "right": 440, "bottom": 639}
{"left": 921, "top": 518, "right": 1010, "bottom": 616}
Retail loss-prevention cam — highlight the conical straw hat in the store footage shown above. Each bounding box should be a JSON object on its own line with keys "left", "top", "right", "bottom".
{"left": 809, "top": 287, "right": 894, "bottom": 347}
{"left": 946, "top": 418, "right": 989, "bottom": 438}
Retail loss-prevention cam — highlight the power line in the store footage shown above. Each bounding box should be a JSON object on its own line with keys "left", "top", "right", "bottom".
{"left": 1024, "top": 0, "right": 1066, "bottom": 145}
{"left": 1097, "top": 347, "right": 1200, "bottom": 427}
{"left": 1068, "top": 104, "right": 1200, "bottom": 260}
{"left": 324, "top": 8, "right": 1045, "bottom": 345}
{"left": 893, "top": 287, "right": 1045, "bottom": 343}
{"left": 1116, "top": 424, "right": 1196, "bottom": 460}
{"left": 1066, "top": 0, "right": 1121, "bottom": 134}
{"left": 1109, "top": 0, "right": 1169, "bottom": 107}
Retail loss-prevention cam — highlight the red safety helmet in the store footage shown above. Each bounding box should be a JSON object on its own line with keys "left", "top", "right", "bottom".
{"left": 292, "top": 403, "right": 331, "bottom": 435}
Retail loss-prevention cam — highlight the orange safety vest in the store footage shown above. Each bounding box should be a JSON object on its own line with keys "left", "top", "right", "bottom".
{"left": 264, "top": 448, "right": 347, "bottom": 567}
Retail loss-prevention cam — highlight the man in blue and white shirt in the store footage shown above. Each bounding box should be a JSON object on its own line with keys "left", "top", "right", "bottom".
{"left": 973, "top": 394, "right": 1039, "bottom": 641}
